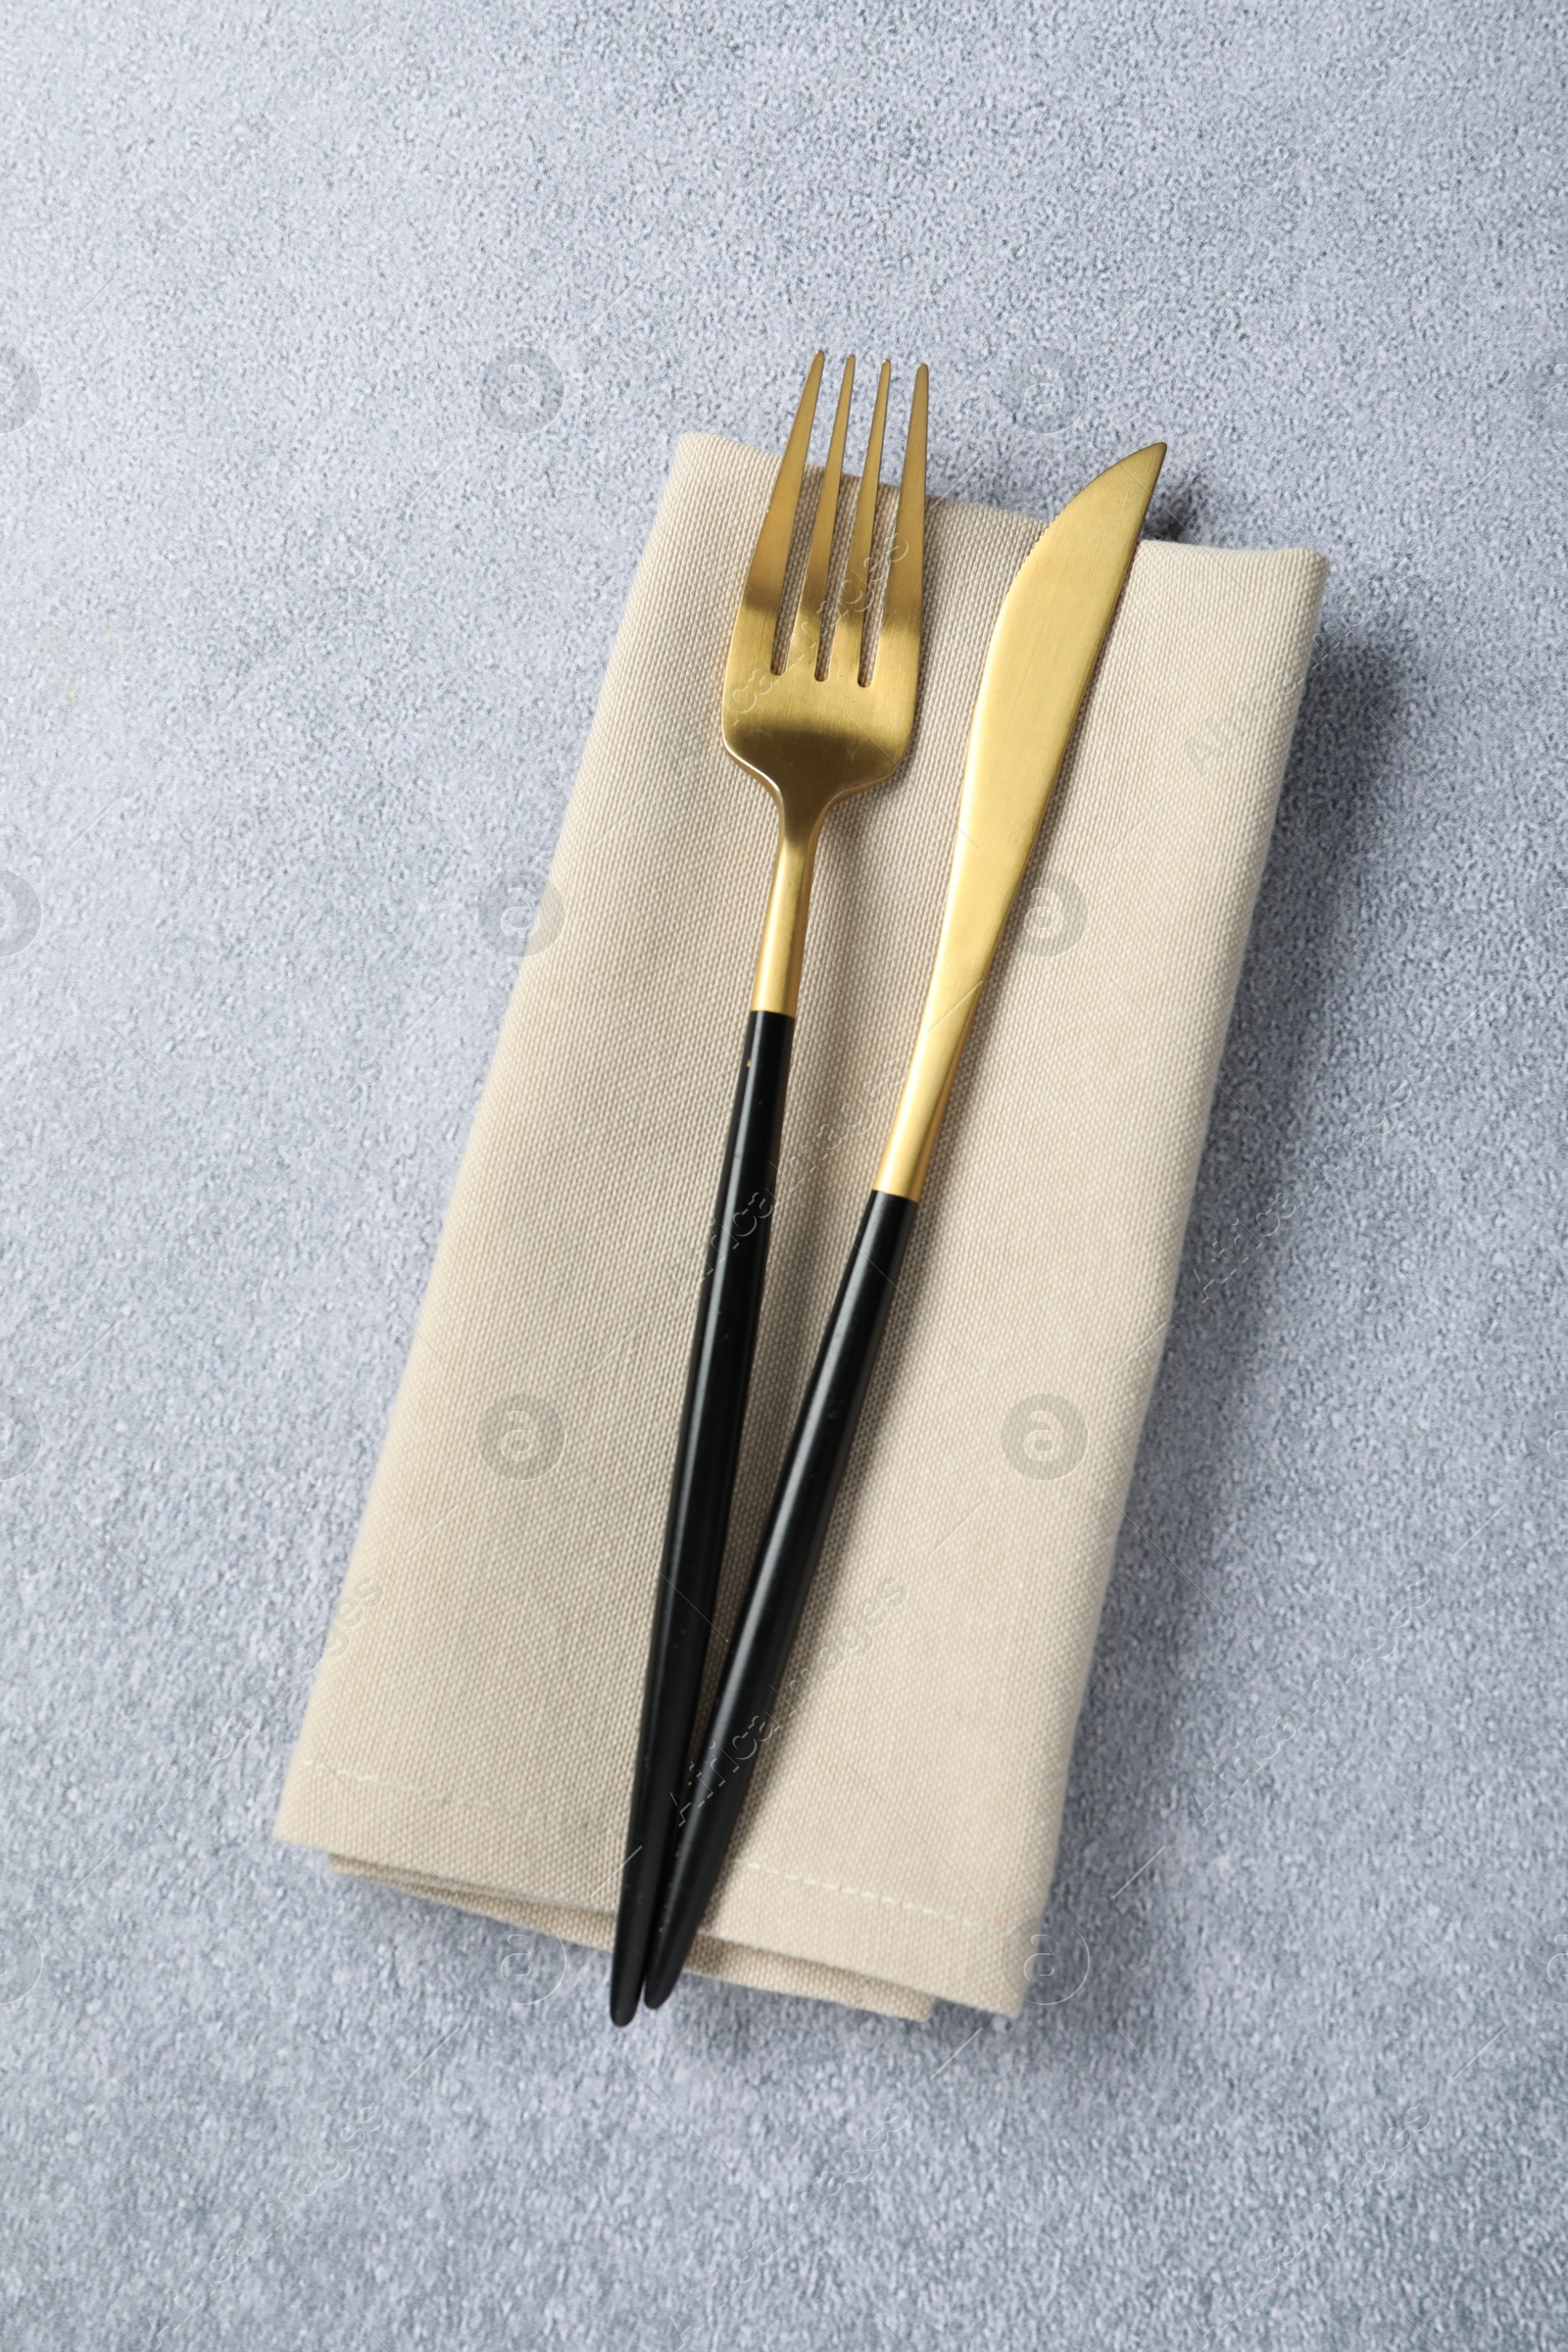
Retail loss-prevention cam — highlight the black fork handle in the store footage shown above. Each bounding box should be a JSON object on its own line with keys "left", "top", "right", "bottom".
{"left": 642, "top": 1187, "right": 916, "bottom": 2009}
{"left": 610, "top": 1010, "right": 794, "bottom": 2025}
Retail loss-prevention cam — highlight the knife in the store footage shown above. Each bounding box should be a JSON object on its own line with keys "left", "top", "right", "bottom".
{"left": 639, "top": 440, "right": 1166, "bottom": 2010}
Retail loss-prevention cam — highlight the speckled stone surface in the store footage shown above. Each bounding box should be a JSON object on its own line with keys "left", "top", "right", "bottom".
{"left": 1, "top": 4, "right": 1564, "bottom": 2345}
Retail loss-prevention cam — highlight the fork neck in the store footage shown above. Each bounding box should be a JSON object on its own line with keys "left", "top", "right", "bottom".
{"left": 751, "top": 808, "right": 826, "bottom": 1019}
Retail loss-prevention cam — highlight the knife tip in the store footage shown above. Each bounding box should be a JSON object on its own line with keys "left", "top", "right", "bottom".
{"left": 1115, "top": 440, "right": 1168, "bottom": 508}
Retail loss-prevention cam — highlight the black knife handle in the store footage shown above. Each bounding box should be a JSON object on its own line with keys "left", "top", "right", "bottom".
{"left": 610, "top": 1009, "right": 794, "bottom": 2025}
{"left": 642, "top": 1187, "right": 916, "bottom": 2009}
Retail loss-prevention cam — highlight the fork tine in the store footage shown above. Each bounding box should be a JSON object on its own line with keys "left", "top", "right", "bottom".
{"left": 730, "top": 352, "right": 824, "bottom": 677}
{"left": 867, "top": 362, "right": 927, "bottom": 705}
{"left": 828, "top": 359, "right": 891, "bottom": 687}
{"left": 788, "top": 356, "right": 856, "bottom": 678}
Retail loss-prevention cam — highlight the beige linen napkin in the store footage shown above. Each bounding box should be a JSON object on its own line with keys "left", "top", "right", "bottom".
{"left": 275, "top": 431, "right": 1326, "bottom": 2021}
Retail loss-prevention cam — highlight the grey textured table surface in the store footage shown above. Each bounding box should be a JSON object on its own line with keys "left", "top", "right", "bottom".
{"left": 2, "top": 5, "right": 1564, "bottom": 2346}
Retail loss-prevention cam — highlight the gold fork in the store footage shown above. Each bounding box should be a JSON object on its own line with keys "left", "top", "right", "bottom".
{"left": 729, "top": 351, "right": 928, "bottom": 1015}
{"left": 611, "top": 352, "right": 928, "bottom": 2024}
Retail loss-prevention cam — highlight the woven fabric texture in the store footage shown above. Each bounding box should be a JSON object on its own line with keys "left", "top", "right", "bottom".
{"left": 274, "top": 432, "right": 1326, "bottom": 2017}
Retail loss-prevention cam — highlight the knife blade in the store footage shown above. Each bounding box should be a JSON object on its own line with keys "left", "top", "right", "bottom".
{"left": 876, "top": 438, "right": 1166, "bottom": 1199}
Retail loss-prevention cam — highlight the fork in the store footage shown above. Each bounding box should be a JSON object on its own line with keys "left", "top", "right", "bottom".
{"left": 609, "top": 350, "right": 928, "bottom": 2025}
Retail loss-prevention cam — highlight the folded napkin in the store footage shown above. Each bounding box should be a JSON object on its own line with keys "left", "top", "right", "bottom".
{"left": 274, "top": 431, "right": 1326, "bottom": 2020}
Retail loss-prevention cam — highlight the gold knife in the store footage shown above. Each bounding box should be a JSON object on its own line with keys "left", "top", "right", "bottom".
{"left": 640, "top": 441, "right": 1166, "bottom": 2011}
